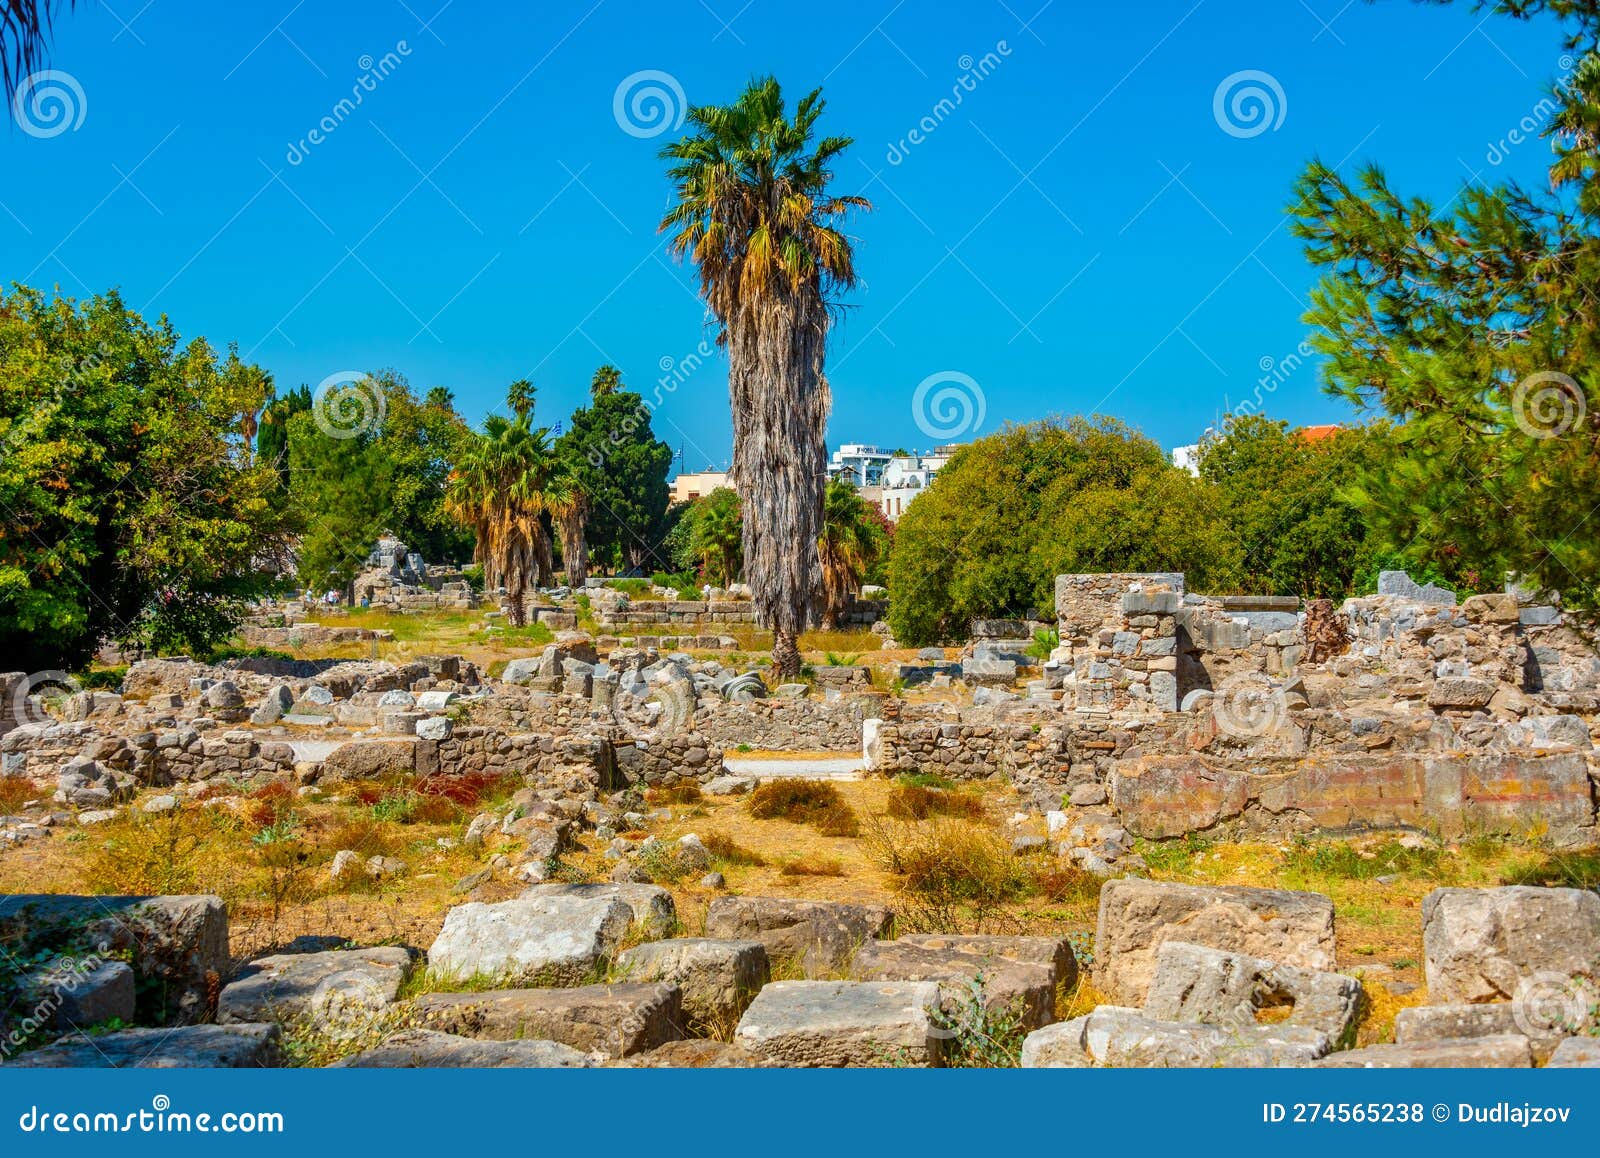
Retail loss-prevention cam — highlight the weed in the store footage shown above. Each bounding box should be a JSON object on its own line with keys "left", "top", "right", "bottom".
{"left": 748, "top": 779, "right": 859, "bottom": 838}
{"left": 78, "top": 807, "right": 236, "bottom": 898}
{"left": 1024, "top": 628, "right": 1060, "bottom": 662}
{"left": 896, "top": 772, "right": 956, "bottom": 791}
{"left": 779, "top": 855, "right": 845, "bottom": 877}
{"left": 928, "top": 974, "right": 1029, "bottom": 1068}
{"left": 824, "top": 652, "right": 862, "bottom": 666}
{"left": 0, "top": 776, "right": 41, "bottom": 814}
{"left": 886, "top": 784, "right": 986, "bottom": 821}
{"left": 702, "top": 832, "right": 765, "bottom": 867}
{"left": 647, "top": 782, "right": 704, "bottom": 806}
{"left": 863, "top": 815, "right": 1033, "bottom": 933}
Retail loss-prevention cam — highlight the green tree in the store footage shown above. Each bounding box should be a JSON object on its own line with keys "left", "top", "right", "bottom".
{"left": 887, "top": 417, "right": 1240, "bottom": 645}
{"left": 677, "top": 486, "right": 744, "bottom": 587}
{"left": 553, "top": 366, "right": 673, "bottom": 572}
{"left": 819, "top": 479, "right": 887, "bottom": 628}
{"left": 256, "top": 383, "right": 311, "bottom": 489}
{"left": 1198, "top": 415, "right": 1384, "bottom": 597}
{"left": 1290, "top": 0, "right": 1600, "bottom": 601}
{"left": 0, "top": 285, "right": 288, "bottom": 668}
{"left": 369, "top": 370, "right": 474, "bottom": 562}
{"left": 446, "top": 388, "right": 561, "bottom": 625}
{"left": 660, "top": 76, "right": 871, "bottom": 675}
{"left": 287, "top": 410, "right": 393, "bottom": 593}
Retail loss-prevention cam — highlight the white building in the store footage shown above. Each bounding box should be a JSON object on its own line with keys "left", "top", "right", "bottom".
{"left": 828, "top": 443, "right": 895, "bottom": 487}
{"left": 876, "top": 445, "right": 959, "bottom": 523}
{"left": 1171, "top": 444, "right": 1201, "bottom": 475}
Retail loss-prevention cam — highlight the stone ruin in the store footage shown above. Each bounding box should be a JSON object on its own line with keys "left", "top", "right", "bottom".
{"left": 1, "top": 568, "right": 1598, "bottom": 1068}
{"left": 351, "top": 535, "right": 479, "bottom": 611}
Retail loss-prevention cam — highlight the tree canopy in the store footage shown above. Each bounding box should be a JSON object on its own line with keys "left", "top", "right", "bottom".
{"left": 0, "top": 285, "right": 288, "bottom": 668}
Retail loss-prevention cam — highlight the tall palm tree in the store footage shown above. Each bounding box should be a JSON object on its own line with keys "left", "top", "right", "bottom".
{"left": 818, "top": 478, "right": 884, "bottom": 629}
{"left": 3, "top": 0, "right": 71, "bottom": 96}
{"left": 545, "top": 465, "right": 590, "bottom": 588}
{"left": 660, "top": 76, "right": 870, "bottom": 676}
{"left": 445, "top": 407, "right": 557, "bottom": 627}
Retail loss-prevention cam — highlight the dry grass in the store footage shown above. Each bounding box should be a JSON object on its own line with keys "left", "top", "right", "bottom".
{"left": 0, "top": 776, "right": 42, "bottom": 815}
{"left": 747, "top": 778, "right": 860, "bottom": 838}
{"left": 886, "top": 784, "right": 987, "bottom": 821}
{"left": 647, "top": 782, "right": 704, "bottom": 806}
{"left": 701, "top": 831, "right": 765, "bottom": 867}
{"left": 778, "top": 855, "right": 845, "bottom": 877}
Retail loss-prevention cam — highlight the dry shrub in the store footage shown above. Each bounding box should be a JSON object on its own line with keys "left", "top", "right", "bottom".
{"left": 348, "top": 781, "right": 389, "bottom": 806}
{"left": 78, "top": 807, "right": 239, "bottom": 898}
{"left": 319, "top": 818, "right": 401, "bottom": 859}
{"left": 1031, "top": 864, "right": 1102, "bottom": 908}
{"left": 702, "top": 831, "right": 765, "bottom": 866}
{"left": 647, "top": 781, "right": 704, "bottom": 806}
{"left": 416, "top": 771, "right": 515, "bottom": 809}
{"left": 748, "top": 778, "right": 859, "bottom": 836}
{"left": 0, "top": 776, "right": 40, "bottom": 814}
{"left": 246, "top": 779, "right": 297, "bottom": 828}
{"left": 886, "top": 784, "right": 986, "bottom": 821}
{"left": 779, "top": 855, "right": 845, "bottom": 877}
{"left": 863, "top": 815, "right": 1034, "bottom": 933}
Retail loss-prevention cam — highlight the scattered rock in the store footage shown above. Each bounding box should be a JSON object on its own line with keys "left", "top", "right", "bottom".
{"left": 735, "top": 980, "right": 944, "bottom": 1067}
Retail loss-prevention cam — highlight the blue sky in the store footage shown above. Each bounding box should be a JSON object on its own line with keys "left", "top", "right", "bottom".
{"left": 0, "top": 0, "right": 1568, "bottom": 469}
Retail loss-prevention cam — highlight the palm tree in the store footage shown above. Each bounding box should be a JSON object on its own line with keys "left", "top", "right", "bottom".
{"left": 545, "top": 465, "right": 590, "bottom": 588}
{"left": 689, "top": 487, "right": 743, "bottom": 587}
{"left": 445, "top": 403, "right": 557, "bottom": 627}
{"left": 590, "top": 365, "right": 621, "bottom": 399}
{"left": 660, "top": 76, "right": 870, "bottom": 677}
{"left": 818, "top": 478, "right": 884, "bottom": 629}
{"left": 3, "top": 1, "right": 71, "bottom": 96}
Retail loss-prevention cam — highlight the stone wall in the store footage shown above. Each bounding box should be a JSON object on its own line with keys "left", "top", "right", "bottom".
{"left": 600, "top": 597, "right": 886, "bottom": 631}
{"left": 694, "top": 695, "right": 883, "bottom": 752}
{"left": 1109, "top": 751, "right": 1599, "bottom": 849}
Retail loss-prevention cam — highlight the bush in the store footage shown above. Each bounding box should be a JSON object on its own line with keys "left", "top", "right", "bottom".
{"left": 646, "top": 782, "right": 704, "bottom": 806}
{"left": 863, "top": 816, "right": 1033, "bottom": 932}
{"left": 702, "top": 831, "right": 766, "bottom": 867}
{"left": 886, "top": 785, "right": 986, "bottom": 821}
{"left": 886, "top": 417, "right": 1244, "bottom": 645}
{"left": 0, "top": 776, "right": 41, "bottom": 814}
{"left": 79, "top": 807, "right": 237, "bottom": 898}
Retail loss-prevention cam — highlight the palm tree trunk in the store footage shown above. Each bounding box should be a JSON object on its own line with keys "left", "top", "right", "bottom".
{"left": 728, "top": 288, "right": 829, "bottom": 679}
{"left": 772, "top": 626, "right": 802, "bottom": 679}
{"left": 504, "top": 586, "right": 525, "bottom": 628}
{"left": 561, "top": 511, "right": 588, "bottom": 588}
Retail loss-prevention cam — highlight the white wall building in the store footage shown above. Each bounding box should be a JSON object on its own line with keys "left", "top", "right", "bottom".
{"left": 875, "top": 444, "right": 960, "bottom": 523}
{"left": 828, "top": 443, "right": 895, "bottom": 487}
